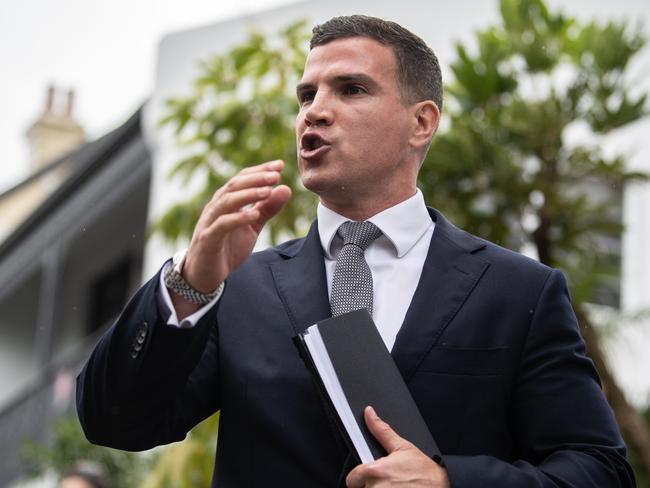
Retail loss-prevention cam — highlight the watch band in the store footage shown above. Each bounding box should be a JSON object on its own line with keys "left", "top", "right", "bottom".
{"left": 163, "top": 250, "right": 224, "bottom": 305}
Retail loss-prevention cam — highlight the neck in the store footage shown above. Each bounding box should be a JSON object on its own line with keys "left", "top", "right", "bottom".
{"left": 320, "top": 188, "right": 417, "bottom": 221}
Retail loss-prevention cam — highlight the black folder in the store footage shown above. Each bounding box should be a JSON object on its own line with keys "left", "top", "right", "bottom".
{"left": 294, "top": 309, "right": 441, "bottom": 465}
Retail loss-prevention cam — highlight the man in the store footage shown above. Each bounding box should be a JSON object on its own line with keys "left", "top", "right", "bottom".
{"left": 77, "top": 15, "right": 634, "bottom": 487}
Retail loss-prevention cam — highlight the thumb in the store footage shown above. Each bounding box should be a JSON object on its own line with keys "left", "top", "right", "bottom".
{"left": 252, "top": 184, "right": 292, "bottom": 232}
{"left": 364, "top": 406, "right": 410, "bottom": 454}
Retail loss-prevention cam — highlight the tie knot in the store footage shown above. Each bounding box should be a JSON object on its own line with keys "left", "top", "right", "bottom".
{"left": 337, "top": 221, "right": 382, "bottom": 251}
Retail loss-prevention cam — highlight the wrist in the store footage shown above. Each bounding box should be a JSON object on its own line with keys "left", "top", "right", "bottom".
{"left": 164, "top": 250, "right": 223, "bottom": 305}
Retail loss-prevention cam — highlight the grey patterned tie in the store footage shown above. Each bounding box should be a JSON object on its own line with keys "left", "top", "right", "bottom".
{"left": 330, "top": 221, "right": 382, "bottom": 317}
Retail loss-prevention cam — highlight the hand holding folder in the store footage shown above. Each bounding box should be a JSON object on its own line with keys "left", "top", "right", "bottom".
{"left": 293, "top": 309, "right": 442, "bottom": 465}
{"left": 346, "top": 406, "right": 450, "bottom": 488}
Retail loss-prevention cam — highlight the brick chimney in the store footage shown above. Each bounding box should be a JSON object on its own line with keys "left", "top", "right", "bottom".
{"left": 26, "top": 85, "right": 85, "bottom": 171}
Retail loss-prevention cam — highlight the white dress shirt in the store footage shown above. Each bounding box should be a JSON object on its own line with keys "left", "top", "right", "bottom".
{"left": 161, "top": 189, "right": 434, "bottom": 350}
{"left": 318, "top": 189, "right": 433, "bottom": 350}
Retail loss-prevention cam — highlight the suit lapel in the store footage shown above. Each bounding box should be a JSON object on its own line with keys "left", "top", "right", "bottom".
{"left": 270, "top": 221, "right": 331, "bottom": 335}
{"left": 270, "top": 211, "right": 490, "bottom": 383}
{"left": 391, "top": 209, "right": 490, "bottom": 383}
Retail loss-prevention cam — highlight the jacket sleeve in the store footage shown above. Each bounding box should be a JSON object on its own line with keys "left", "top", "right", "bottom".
{"left": 444, "top": 269, "right": 635, "bottom": 487}
{"left": 76, "top": 265, "right": 222, "bottom": 451}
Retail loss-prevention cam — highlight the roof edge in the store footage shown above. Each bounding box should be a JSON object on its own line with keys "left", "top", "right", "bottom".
{"left": 0, "top": 106, "right": 145, "bottom": 259}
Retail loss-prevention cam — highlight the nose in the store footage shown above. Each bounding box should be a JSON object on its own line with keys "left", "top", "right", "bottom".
{"left": 303, "top": 91, "right": 333, "bottom": 127}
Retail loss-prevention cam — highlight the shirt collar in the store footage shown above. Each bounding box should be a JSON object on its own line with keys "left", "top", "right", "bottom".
{"left": 317, "top": 189, "right": 433, "bottom": 259}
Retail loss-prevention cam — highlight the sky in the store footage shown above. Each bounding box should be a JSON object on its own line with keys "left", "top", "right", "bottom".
{"left": 0, "top": 0, "right": 297, "bottom": 193}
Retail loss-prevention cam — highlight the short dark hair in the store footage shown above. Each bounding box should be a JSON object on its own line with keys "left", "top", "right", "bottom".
{"left": 310, "top": 15, "right": 443, "bottom": 110}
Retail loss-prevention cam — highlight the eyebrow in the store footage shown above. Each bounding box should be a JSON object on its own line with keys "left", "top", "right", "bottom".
{"left": 296, "top": 73, "right": 378, "bottom": 97}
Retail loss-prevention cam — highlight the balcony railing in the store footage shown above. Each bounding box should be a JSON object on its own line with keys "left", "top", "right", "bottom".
{"left": 0, "top": 328, "right": 105, "bottom": 487}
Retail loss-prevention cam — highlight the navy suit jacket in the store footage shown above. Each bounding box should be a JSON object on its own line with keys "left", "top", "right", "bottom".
{"left": 77, "top": 208, "right": 634, "bottom": 487}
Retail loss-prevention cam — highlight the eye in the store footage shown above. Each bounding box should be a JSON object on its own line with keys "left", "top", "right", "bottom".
{"left": 298, "top": 90, "right": 315, "bottom": 105}
{"left": 342, "top": 84, "right": 366, "bottom": 96}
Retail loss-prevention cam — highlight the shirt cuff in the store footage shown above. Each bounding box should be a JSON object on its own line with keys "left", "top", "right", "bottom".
{"left": 158, "top": 262, "right": 224, "bottom": 328}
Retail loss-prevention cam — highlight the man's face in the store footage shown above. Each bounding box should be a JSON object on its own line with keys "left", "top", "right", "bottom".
{"left": 295, "top": 37, "right": 418, "bottom": 213}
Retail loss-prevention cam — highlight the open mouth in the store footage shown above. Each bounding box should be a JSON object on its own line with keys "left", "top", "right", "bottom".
{"left": 301, "top": 133, "right": 328, "bottom": 151}
{"left": 299, "top": 133, "right": 331, "bottom": 160}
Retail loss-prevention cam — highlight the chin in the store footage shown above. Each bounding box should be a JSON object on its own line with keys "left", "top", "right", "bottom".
{"left": 300, "top": 163, "right": 358, "bottom": 199}
{"left": 301, "top": 175, "right": 336, "bottom": 197}
{"left": 301, "top": 175, "right": 327, "bottom": 195}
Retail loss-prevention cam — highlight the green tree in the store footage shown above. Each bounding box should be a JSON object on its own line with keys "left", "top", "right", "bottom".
{"left": 157, "top": 2, "right": 650, "bottom": 482}
{"left": 419, "top": 0, "right": 650, "bottom": 478}
{"left": 140, "top": 413, "right": 219, "bottom": 488}
{"left": 22, "top": 415, "right": 148, "bottom": 487}
{"left": 154, "top": 20, "right": 313, "bottom": 246}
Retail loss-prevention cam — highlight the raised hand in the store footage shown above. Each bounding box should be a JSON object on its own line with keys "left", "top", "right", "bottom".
{"left": 171, "top": 160, "right": 291, "bottom": 317}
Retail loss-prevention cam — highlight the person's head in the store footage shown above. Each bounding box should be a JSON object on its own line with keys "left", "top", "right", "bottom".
{"left": 58, "top": 462, "right": 107, "bottom": 488}
{"left": 296, "top": 16, "right": 441, "bottom": 219}
{"left": 310, "top": 15, "right": 443, "bottom": 111}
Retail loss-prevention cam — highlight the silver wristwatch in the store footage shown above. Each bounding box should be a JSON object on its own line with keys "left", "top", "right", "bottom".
{"left": 163, "top": 249, "right": 224, "bottom": 305}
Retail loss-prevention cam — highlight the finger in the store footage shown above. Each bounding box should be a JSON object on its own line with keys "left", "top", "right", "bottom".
{"left": 210, "top": 160, "right": 283, "bottom": 202}
{"left": 345, "top": 464, "right": 368, "bottom": 488}
{"left": 206, "top": 186, "right": 273, "bottom": 221}
{"left": 364, "top": 406, "right": 409, "bottom": 454}
{"left": 252, "top": 185, "right": 292, "bottom": 232}
{"left": 239, "top": 159, "right": 284, "bottom": 175}
{"left": 200, "top": 208, "right": 261, "bottom": 249}
{"left": 214, "top": 170, "right": 281, "bottom": 198}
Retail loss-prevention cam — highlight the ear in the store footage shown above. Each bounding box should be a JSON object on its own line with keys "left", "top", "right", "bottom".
{"left": 409, "top": 100, "right": 440, "bottom": 151}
